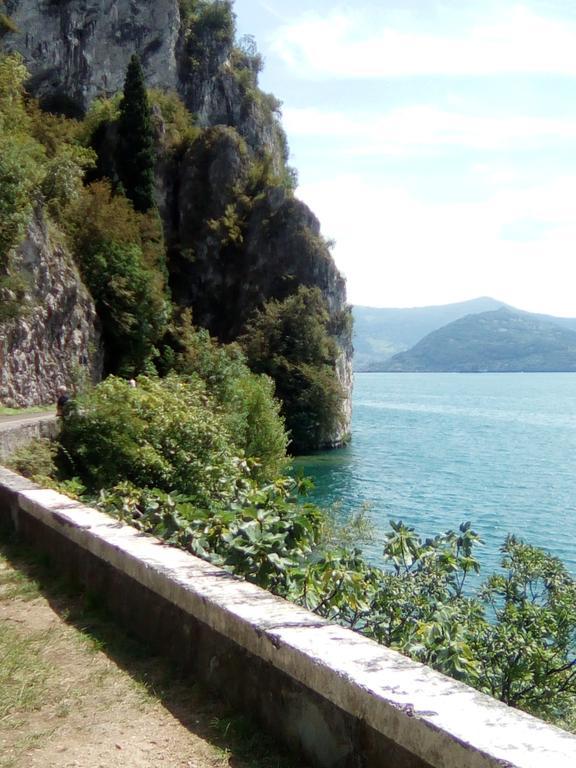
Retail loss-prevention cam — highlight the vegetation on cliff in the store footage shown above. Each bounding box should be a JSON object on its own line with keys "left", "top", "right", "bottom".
{"left": 3, "top": 0, "right": 576, "bottom": 738}
{"left": 241, "top": 286, "right": 345, "bottom": 453}
{"left": 0, "top": 25, "right": 347, "bottom": 450}
{"left": 116, "top": 54, "right": 155, "bottom": 213}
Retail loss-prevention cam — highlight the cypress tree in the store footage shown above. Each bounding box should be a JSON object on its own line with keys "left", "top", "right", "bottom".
{"left": 116, "top": 54, "right": 155, "bottom": 212}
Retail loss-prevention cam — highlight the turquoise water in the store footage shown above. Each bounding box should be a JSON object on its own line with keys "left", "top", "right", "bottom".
{"left": 295, "top": 373, "right": 576, "bottom": 577}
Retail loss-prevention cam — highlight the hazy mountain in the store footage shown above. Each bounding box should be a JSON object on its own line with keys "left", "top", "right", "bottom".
{"left": 381, "top": 308, "right": 576, "bottom": 372}
{"left": 353, "top": 297, "right": 507, "bottom": 370}
{"left": 353, "top": 298, "right": 576, "bottom": 371}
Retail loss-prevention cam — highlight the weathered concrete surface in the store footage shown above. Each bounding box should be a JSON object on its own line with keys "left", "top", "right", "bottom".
{"left": 0, "top": 415, "right": 58, "bottom": 461}
{"left": 1, "top": 467, "right": 576, "bottom": 768}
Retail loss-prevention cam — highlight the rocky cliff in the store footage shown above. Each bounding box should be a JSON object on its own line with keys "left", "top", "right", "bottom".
{"left": 4, "top": 0, "right": 286, "bottom": 163}
{"left": 2, "top": 0, "right": 352, "bottom": 447}
{"left": 0, "top": 211, "right": 102, "bottom": 407}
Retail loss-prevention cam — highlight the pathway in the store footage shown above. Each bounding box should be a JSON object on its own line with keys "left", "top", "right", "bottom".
{"left": 0, "top": 543, "right": 299, "bottom": 768}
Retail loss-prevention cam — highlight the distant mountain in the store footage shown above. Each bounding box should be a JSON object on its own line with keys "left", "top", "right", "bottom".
{"left": 353, "top": 297, "right": 507, "bottom": 370}
{"left": 353, "top": 298, "right": 576, "bottom": 371}
{"left": 381, "top": 308, "right": 576, "bottom": 372}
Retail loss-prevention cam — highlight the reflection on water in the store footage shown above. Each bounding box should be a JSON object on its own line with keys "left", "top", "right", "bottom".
{"left": 294, "top": 373, "right": 576, "bottom": 576}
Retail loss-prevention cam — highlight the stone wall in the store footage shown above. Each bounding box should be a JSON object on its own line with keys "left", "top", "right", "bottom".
{"left": 0, "top": 415, "right": 58, "bottom": 462}
{"left": 1, "top": 466, "right": 575, "bottom": 768}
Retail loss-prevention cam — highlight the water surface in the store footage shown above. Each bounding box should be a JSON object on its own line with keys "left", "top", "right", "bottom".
{"left": 295, "top": 373, "right": 576, "bottom": 576}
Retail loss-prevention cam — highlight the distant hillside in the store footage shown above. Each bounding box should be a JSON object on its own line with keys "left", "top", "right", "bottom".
{"left": 381, "top": 308, "right": 576, "bottom": 372}
{"left": 353, "top": 297, "right": 506, "bottom": 370}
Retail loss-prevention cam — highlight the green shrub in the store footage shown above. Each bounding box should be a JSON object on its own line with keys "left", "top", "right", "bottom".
{"left": 6, "top": 439, "right": 57, "bottom": 482}
{"left": 148, "top": 89, "right": 199, "bottom": 148}
{"left": 66, "top": 181, "right": 170, "bottom": 374}
{"left": 180, "top": 0, "right": 235, "bottom": 43}
{"left": 59, "top": 375, "right": 246, "bottom": 508}
{"left": 162, "top": 311, "right": 289, "bottom": 481}
{"left": 98, "top": 475, "right": 323, "bottom": 593}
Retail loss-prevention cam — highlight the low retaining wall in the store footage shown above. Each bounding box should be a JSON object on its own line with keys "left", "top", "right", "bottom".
{"left": 0, "top": 414, "right": 58, "bottom": 461}
{"left": 1, "top": 466, "right": 575, "bottom": 768}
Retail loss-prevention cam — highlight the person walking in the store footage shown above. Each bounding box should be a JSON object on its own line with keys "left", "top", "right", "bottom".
{"left": 56, "top": 386, "right": 70, "bottom": 417}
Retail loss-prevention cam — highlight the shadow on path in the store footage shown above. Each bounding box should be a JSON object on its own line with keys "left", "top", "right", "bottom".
{"left": 0, "top": 536, "right": 308, "bottom": 768}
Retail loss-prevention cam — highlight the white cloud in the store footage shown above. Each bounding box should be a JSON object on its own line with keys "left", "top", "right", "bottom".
{"left": 296, "top": 173, "right": 576, "bottom": 316}
{"left": 283, "top": 106, "right": 576, "bottom": 154}
{"left": 271, "top": 5, "right": 576, "bottom": 79}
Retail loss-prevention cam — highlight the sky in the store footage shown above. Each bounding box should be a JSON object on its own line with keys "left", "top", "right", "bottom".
{"left": 232, "top": 0, "right": 576, "bottom": 316}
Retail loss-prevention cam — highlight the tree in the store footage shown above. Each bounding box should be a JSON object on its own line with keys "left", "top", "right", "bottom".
{"left": 240, "top": 286, "right": 345, "bottom": 453}
{"left": 116, "top": 54, "right": 155, "bottom": 213}
{"left": 66, "top": 181, "right": 168, "bottom": 374}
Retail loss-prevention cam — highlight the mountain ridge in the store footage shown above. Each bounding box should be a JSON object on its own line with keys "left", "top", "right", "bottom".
{"left": 380, "top": 307, "right": 576, "bottom": 373}
{"left": 353, "top": 298, "right": 576, "bottom": 371}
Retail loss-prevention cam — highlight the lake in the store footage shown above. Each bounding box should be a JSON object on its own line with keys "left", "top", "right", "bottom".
{"left": 295, "top": 373, "right": 576, "bottom": 578}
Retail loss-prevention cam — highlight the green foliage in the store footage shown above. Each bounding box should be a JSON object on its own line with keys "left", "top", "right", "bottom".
{"left": 148, "top": 89, "right": 199, "bottom": 149}
{"left": 59, "top": 375, "right": 246, "bottom": 508}
{"left": 180, "top": 0, "right": 235, "bottom": 43}
{"left": 6, "top": 438, "right": 58, "bottom": 483}
{"left": 41, "top": 144, "right": 96, "bottom": 219}
{"left": 79, "top": 93, "right": 122, "bottom": 145}
{"left": 27, "top": 101, "right": 82, "bottom": 157}
{"left": 0, "top": 55, "right": 41, "bottom": 265}
{"left": 66, "top": 181, "right": 170, "bottom": 373}
{"left": 476, "top": 537, "right": 576, "bottom": 718}
{"left": 98, "top": 476, "right": 321, "bottom": 593}
{"left": 116, "top": 55, "right": 155, "bottom": 213}
{"left": 364, "top": 521, "right": 485, "bottom": 681}
{"left": 45, "top": 366, "right": 576, "bottom": 727}
{"left": 0, "top": 273, "right": 27, "bottom": 322}
{"left": 0, "top": 53, "right": 95, "bottom": 324}
{"left": 241, "top": 286, "right": 345, "bottom": 453}
{"left": 161, "top": 310, "right": 289, "bottom": 481}
{"left": 0, "top": 136, "right": 42, "bottom": 265}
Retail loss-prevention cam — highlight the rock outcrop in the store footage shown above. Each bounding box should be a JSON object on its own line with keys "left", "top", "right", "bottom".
{"left": 0, "top": 211, "right": 102, "bottom": 407}
{"left": 4, "top": 0, "right": 286, "bottom": 163}
{"left": 4, "top": 0, "right": 181, "bottom": 115}
{"left": 167, "top": 125, "right": 353, "bottom": 447}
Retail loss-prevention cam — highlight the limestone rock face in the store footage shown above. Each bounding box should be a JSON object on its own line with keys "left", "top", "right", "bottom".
{"left": 4, "top": 0, "right": 285, "bottom": 162}
{"left": 0, "top": 211, "right": 102, "bottom": 407}
{"left": 4, "top": 0, "right": 181, "bottom": 114}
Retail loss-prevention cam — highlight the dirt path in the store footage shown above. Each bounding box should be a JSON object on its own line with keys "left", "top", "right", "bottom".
{"left": 0, "top": 413, "right": 55, "bottom": 429}
{"left": 0, "top": 543, "right": 300, "bottom": 768}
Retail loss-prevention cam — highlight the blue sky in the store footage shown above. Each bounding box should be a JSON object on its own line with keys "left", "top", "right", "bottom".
{"left": 233, "top": 0, "right": 576, "bottom": 315}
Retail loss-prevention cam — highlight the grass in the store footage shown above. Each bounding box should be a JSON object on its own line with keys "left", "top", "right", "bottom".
{"left": 0, "top": 405, "right": 53, "bottom": 417}
{"left": 0, "top": 624, "right": 52, "bottom": 721}
{"left": 0, "top": 539, "right": 307, "bottom": 768}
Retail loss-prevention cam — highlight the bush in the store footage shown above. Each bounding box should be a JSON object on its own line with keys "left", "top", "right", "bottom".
{"left": 59, "top": 375, "right": 246, "bottom": 508}
{"left": 98, "top": 475, "right": 323, "bottom": 593}
{"left": 148, "top": 89, "right": 199, "bottom": 149}
{"left": 162, "top": 311, "right": 289, "bottom": 481}
{"left": 6, "top": 438, "right": 57, "bottom": 482}
{"left": 180, "top": 0, "right": 235, "bottom": 43}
